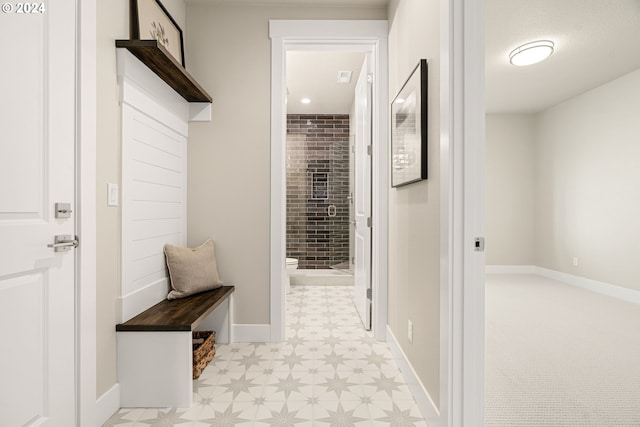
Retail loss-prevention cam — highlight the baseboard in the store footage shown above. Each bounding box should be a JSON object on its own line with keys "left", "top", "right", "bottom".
{"left": 118, "top": 279, "right": 168, "bottom": 323}
{"left": 535, "top": 267, "right": 640, "bottom": 305}
{"left": 96, "top": 383, "right": 120, "bottom": 427}
{"left": 386, "top": 326, "right": 441, "bottom": 425}
{"left": 232, "top": 324, "right": 271, "bottom": 343}
{"left": 290, "top": 272, "right": 354, "bottom": 286}
{"left": 485, "top": 265, "right": 535, "bottom": 274}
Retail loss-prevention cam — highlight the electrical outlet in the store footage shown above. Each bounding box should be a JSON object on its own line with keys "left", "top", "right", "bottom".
{"left": 408, "top": 319, "right": 413, "bottom": 343}
{"left": 572, "top": 257, "right": 579, "bottom": 267}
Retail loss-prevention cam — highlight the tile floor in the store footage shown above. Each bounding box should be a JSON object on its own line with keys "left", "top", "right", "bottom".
{"left": 104, "top": 285, "right": 427, "bottom": 426}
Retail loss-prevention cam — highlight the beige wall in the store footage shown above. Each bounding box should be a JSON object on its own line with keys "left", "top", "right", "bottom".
{"left": 96, "top": 0, "right": 127, "bottom": 399}
{"left": 486, "top": 70, "right": 640, "bottom": 292}
{"left": 95, "top": 0, "right": 186, "bottom": 398}
{"left": 185, "top": 4, "right": 387, "bottom": 325}
{"left": 387, "top": 0, "right": 441, "bottom": 408}
{"left": 485, "top": 114, "right": 536, "bottom": 265}
{"left": 535, "top": 69, "right": 640, "bottom": 291}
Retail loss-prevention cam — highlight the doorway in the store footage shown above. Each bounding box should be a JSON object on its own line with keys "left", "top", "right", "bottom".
{"left": 285, "top": 49, "right": 373, "bottom": 329}
{"left": 285, "top": 50, "right": 363, "bottom": 276}
{"left": 269, "top": 20, "right": 389, "bottom": 342}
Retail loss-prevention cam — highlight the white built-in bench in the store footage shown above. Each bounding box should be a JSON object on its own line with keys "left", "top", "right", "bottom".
{"left": 116, "top": 286, "right": 234, "bottom": 408}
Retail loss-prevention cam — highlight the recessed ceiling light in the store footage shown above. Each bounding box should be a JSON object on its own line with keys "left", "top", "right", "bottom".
{"left": 509, "top": 40, "right": 554, "bottom": 66}
{"left": 301, "top": 98, "right": 311, "bottom": 104}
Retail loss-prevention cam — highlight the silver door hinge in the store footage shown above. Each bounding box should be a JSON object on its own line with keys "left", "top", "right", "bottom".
{"left": 474, "top": 237, "right": 485, "bottom": 252}
{"left": 366, "top": 288, "right": 372, "bottom": 300}
{"left": 367, "top": 74, "right": 374, "bottom": 84}
{"left": 367, "top": 217, "right": 372, "bottom": 228}
{"left": 367, "top": 145, "right": 372, "bottom": 156}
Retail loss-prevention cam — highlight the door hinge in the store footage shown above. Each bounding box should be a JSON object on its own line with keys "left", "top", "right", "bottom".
{"left": 366, "top": 217, "right": 372, "bottom": 228}
{"left": 367, "top": 145, "right": 372, "bottom": 156}
{"left": 474, "top": 237, "right": 485, "bottom": 252}
{"left": 367, "top": 288, "right": 372, "bottom": 300}
{"left": 367, "top": 73, "right": 374, "bottom": 84}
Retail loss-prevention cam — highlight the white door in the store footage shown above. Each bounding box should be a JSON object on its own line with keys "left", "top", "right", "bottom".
{"left": 0, "top": 1, "right": 77, "bottom": 425}
{"left": 353, "top": 57, "right": 373, "bottom": 330}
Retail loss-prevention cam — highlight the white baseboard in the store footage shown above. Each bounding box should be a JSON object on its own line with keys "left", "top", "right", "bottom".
{"left": 232, "top": 324, "right": 271, "bottom": 343}
{"left": 485, "top": 265, "right": 535, "bottom": 274}
{"left": 386, "top": 326, "right": 441, "bottom": 425}
{"left": 119, "top": 279, "right": 168, "bottom": 323}
{"left": 487, "top": 265, "right": 640, "bottom": 305}
{"left": 96, "top": 383, "right": 120, "bottom": 427}
{"left": 535, "top": 267, "right": 640, "bottom": 305}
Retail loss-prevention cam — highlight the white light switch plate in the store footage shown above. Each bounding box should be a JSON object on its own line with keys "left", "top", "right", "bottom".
{"left": 107, "top": 183, "right": 119, "bottom": 207}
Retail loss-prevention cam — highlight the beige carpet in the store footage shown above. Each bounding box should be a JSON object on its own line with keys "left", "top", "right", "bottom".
{"left": 485, "top": 274, "right": 640, "bottom": 426}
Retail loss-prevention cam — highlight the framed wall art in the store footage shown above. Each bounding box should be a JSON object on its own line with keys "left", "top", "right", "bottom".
{"left": 130, "top": 0, "right": 185, "bottom": 66}
{"left": 391, "top": 59, "right": 428, "bottom": 187}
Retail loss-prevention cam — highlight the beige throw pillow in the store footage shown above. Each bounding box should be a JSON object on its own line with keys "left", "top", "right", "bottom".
{"left": 164, "top": 239, "right": 223, "bottom": 300}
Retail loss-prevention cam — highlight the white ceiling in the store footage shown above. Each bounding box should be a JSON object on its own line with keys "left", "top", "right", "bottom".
{"left": 486, "top": 0, "right": 640, "bottom": 113}
{"left": 287, "top": 51, "right": 366, "bottom": 114}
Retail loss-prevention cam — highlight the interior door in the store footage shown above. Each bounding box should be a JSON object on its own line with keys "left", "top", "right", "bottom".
{"left": 0, "top": 1, "right": 77, "bottom": 425}
{"left": 353, "top": 57, "right": 373, "bottom": 330}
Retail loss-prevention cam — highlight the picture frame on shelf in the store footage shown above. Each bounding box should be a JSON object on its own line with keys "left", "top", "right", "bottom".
{"left": 130, "top": 0, "right": 185, "bottom": 66}
{"left": 391, "top": 59, "right": 428, "bottom": 187}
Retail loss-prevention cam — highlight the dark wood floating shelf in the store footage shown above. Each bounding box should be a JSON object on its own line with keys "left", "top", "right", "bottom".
{"left": 116, "top": 39, "right": 212, "bottom": 103}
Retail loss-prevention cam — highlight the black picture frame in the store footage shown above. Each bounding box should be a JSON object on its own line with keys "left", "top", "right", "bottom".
{"left": 391, "top": 59, "right": 428, "bottom": 187}
{"left": 130, "top": 0, "right": 185, "bottom": 67}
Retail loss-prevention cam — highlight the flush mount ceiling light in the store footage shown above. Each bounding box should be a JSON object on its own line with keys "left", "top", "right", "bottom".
{"left": 509, "top": 40, "right": 554, "bottom": 66}
{"left": 301, "top": 97, "right": 311, "bottom": 104}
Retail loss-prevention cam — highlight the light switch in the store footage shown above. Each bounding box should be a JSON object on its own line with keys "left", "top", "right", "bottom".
{"left": 107, "top": 183, "right": 119, "bottom": 207}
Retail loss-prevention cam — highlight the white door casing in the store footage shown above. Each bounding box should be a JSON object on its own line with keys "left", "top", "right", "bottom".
{"left": 0, "top": 2, "right": 77, "bottom": 425}
{"left": 439, "top": 0, "right": 485, "bottom": 424}
{"left": 353, "top": 57, "right": 373, "bottom": 330}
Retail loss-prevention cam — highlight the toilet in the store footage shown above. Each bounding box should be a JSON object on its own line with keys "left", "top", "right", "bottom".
{"left": 285, "top": 257, "right": 298, "bottom": 293}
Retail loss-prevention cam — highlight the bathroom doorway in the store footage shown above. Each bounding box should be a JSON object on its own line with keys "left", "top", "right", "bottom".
{"left": 269, "top": 20, "right": 389, "bottom": 342}
{"left": 285, "top": 50, "right": 373, "bottom": 329}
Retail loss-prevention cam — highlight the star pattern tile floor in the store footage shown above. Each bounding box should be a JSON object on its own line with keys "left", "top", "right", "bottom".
{"left": 104, "top": 285, "right": 427, "bottom": 426}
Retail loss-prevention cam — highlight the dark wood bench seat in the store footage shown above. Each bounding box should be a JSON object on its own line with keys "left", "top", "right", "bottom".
{"left": 116, "top": 285, "right": 235, "bottom": 332}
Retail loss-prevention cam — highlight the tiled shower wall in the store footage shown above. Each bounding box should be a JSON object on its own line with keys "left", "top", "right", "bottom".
{"left": 287, "top": 114, "right": 350, "bottom": 269}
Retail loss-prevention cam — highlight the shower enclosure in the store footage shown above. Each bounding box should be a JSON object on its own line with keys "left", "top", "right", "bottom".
{"left": 286, "top": 114, "right": 352, "bottom": 274}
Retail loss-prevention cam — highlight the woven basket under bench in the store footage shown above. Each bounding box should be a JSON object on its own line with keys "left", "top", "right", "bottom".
{"left": 192, "top": 330, "right": 216, "bottom": 379}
